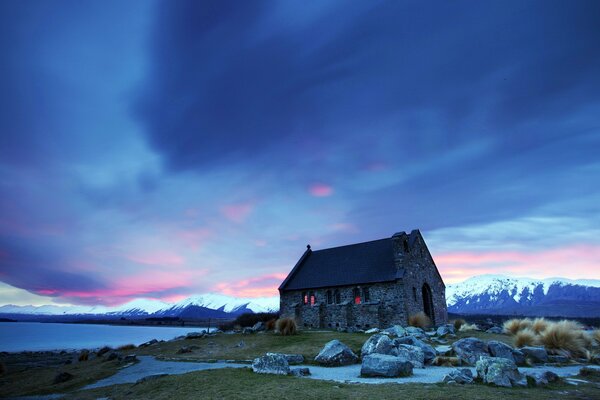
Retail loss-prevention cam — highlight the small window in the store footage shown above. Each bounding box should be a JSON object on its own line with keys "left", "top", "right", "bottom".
{"left": 363, "top": 287, "right": 370, "bottom": 302}
{"left": 327, "top": 290, "right": 333, "bottom": 304}
{"left": 412, "top": 287, "right": 417, "bottom": 302}
{"left": 302, "top": 292, "right": 308, "bottom": 305}
{"left": 353, "top": 287, "right": 361, "bottom": 304}
{"left": 334, "top": 290, "right": 341, "bottom": 304}
{"left": 309, "top": 291, "right": 316, "bottom": 305}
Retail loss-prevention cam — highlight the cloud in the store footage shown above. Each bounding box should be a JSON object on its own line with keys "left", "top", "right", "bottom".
{"left": 215, "top": 273, "right": 288, "bottom": 298}
{"left": 220, "top": 203, "right": 254, "bottom": 223}
{"left": 309, "top": 183, "right": 333, "bottom": 197}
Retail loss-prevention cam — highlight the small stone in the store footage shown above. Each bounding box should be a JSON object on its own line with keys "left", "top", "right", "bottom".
{"left": 291, "top": 367, "right": 311, "bottom": 376}
{"left": 524, "top": 370, "right": 560, "bottom": 386}
{"left": 234, "top": 340, "right": 245, "bottom": 348}
{"left": 365, "top": 328, "right": 380, "bottom": 334}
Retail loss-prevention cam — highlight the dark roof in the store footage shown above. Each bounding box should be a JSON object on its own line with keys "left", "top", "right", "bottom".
{"left": 279, "top": 238, "right": 401, "bottom": 291}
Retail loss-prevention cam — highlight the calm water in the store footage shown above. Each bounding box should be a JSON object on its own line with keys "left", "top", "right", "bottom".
{"left": 0, "top": 322, "right": 211, "bottom": 352}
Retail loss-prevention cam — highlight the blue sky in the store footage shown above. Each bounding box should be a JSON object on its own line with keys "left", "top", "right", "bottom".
{"left": 1, "top": 0, "right": 599, "bottom": 306}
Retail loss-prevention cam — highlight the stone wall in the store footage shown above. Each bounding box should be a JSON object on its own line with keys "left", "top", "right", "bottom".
{"left": 279, "top": 281, "right": 408, "bottom": 329}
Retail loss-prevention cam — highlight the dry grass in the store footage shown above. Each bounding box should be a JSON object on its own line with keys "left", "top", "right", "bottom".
{"left": 117, "top": 344, "right": 136, "bottom": 351}
{"left": 78, "top": 350, "right": 89, "bottom": 362}
{"left": 504, "top": 318, "right": 534, "bottom": 335}
{"left": 459, "top": 322, "right": 478, "bottom": 332}
{"left": 408, "top": 312, "right": 431, "bottom": 329}
{"left": 265, "top": 319, "right": 277, "bottom": 331}
{"left": 432, "top": 356, "right": 461, "bottom": 367}
{"left": 452, "top": 319, "right": 465, "bottom": 331}
{"left": 531, "top": 318, "right": 549, "bottom": 334}
{"left": 515, "top": 329, "right": 537, "bottom": 348}
{"left": 592, "top": 329, "right": 600, "bottom": 346}
{"left": 539, "top": 320, "right": 587, "bottom": 358}
{"left": 276, "top": 318, "right": 297, "bottom": 336}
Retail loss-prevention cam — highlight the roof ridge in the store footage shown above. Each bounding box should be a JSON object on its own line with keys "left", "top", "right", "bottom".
{"left": 311, "top": 237, "right": 390, "bottom": 252}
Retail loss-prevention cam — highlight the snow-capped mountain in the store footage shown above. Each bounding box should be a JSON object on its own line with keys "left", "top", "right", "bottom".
{"left": 0, "top": 293, "right": 279, "bottom": 319}
{"left": 446, "top": 275, "right": 600, "bottom": 317}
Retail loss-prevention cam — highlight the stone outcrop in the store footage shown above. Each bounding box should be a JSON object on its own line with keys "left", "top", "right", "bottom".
{"left": 252, "top": 353, "right": 290, "bottom": 375}
{"left": 520, "top": 346, "right": 548, "bottom": 364}
{"left": 361, "top": 334, "right": 396, "bottom": 357}
{"left": 452, "top": 337, "right": 489, "bottom": 365}
{"left": 314, "top": 340, "right": 358, "bottom": 366}
{"left": 360, "top": 354, "right": 413, "bottom": 377}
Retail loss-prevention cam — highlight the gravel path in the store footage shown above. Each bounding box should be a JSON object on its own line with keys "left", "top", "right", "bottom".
{"left": 83, "top": 356, "right": 599, "bottom": 389}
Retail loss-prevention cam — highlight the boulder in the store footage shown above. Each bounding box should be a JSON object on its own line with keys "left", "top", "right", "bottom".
{"left": 266, "top": 353, "right": 304, "bottom": 365}
{"left": 252, "top": 321, "right": 265, "bottom": 331}
{"left": 452, "top": 337, "right": 489, "bottom": 365}
{"left": 442, "top": 368, "right": 474, "bottom": 384}
{"left": 512, "top": 349, "right": 527, "bottom": 366}
{"left": 488, "top": 340, "right": 515, "bottom": 362}
{"left": 360, "top": 354, "right": 413, "bottom": 377}
{"left": 53, "top": 372, "right": 74, "bottom": 384}
{"left": 383, "top": 325, "right": 407, "bottom": 338}
{"left": 476, "top": 357, "right": 526, "bottom": 388}
{"left": 394, "top": 336, "right": 436, "bottom": 363}
{"left": 548, "top": 355, "right": 570, "bottom": 364}
{"left": 97, "top": 346, "right": 112, "bottom": 357}
{"left": 436, "top": 324, "right": 455, "bottom": 337}
{"left": 396, "top": 344, "right": 425, "bottom": 368}
{"left": 520, "top": 346, "right": 548, "bottom": 364}
{"left": 524, "top": 370, "right": 560, "bottom": 386}
{"left": 579, "top": 366, "right": 600, "bottom": 378}
{"left": 435, "top": 345, "right": 453, "bottom": 356}
{"left": 252, "top": 353, "right": 290, "bottom": 375}
{"left": 315, "top": 340, "right": 358, "bottom": 366}
{"left": 405, "top": 326, "right": 427, "bottom": 339}
{"left": 365, "top": 328, "right": 380, "bottom": 334}
{"left": 361, "top": 334, "right": 396, "bottom": 357}
{"left": 291, "top": 367, "right": 311, "bottom": 377}
{"left": 486, "top": 326, "right": 504, "bottom": 334}
{"left": 140, "top": 339, "right": 158, "bottom": 347}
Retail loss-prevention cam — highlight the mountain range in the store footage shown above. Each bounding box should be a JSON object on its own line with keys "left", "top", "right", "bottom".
{"left": 2, "top": 275, "right": 600, "bottom": 320}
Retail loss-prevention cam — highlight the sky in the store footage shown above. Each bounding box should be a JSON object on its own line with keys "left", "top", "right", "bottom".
{"left": 1, "top": 0, "right": 599, "bottom": 307}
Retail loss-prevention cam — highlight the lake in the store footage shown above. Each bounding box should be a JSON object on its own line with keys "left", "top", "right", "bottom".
{"left": 0, "top": 322, "right": 211, "bottom": 352}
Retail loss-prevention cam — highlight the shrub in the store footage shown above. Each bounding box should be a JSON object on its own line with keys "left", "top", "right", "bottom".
{"left": 408, "top": 312, "right": 431, "bottom": 329}
{"left": 218, "top": 312, "right": 279, "bottom": 331}
{"left": 539, "top": 320, "right": 587, "bottom": 358}
{"left": 593, "top": 329, "right": 600, "bottom": 346}
{"left": 117, "top": 344, "right": 136, "bottom": 351}
{"left": 276, "top": 318, "right": 297, "bottom": 336}
{"left": 515, "top": 329, "right": 537, "bottom": 348}
{"left": 452, "top": 319, "right": 466, "bottom": 331}
{"left": 78, "top": 350, "right": 89, "bottom": 362}
{"left": 503, "top": 319, "right": 522, "bottom": 335}
{"left": 531, "top": 318, "right": 550, "bottom": 334}
{"left": 459, "top": 322, "right": 479, "bottom": 332}
{"left": 266, "top": 318, "right": 277, "bottom": 331}
{"left": 432, "top": 356, "right": 461, "bottom": 367}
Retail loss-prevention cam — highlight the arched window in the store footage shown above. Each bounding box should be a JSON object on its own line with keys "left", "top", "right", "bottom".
{"left": 309, "top": 291, "right": 316, "bottom": 306}
{"left": 422, "top": 283, "right": 435, "bottom": 323}
{"left": 363, "top": 287, "right": 370, "bottom": 302}
{"left": 353, "top": 287, "right": 361, "bottom": 304}
{"left": 326, "top": 290, "right": 333, "bottom": 304}
{"left": 334, "top": 290, "right": 341, "bottom": 304}
{"left": 302, "top": 292, "right": 308, "bottom": 305}
{"left": 412, "top": 287, "right": 417, "bottom": 302}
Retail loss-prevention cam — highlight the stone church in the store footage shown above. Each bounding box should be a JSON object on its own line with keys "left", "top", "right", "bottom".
{"left": 278, "top": 230, "right": 448, "bottom": 329}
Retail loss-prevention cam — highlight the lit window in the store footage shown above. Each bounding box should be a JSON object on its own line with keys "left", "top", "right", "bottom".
{"left": 309, "top": 291, "right": 316, "bottom": 305}
{"left": 302, "top": 292, "right": 308, "bottom": 305}
{"left": 353, "top": 288, "right": 361, "bottom": 304}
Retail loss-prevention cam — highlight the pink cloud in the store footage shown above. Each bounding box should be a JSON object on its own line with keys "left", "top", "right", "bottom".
{"left": 215, "top": 273, "right": 288, "bottom": 298}
{"left": 309, "top": 183, "right": 333, "bottom": 197}
{"left": 176, "top": 228, "right": 212, "bottom": 249}
{"left": 435, "top": 244, "right": 600, "bottom": 283}
{"left": 220, "top": 203, "right": 254, "bottom": 223}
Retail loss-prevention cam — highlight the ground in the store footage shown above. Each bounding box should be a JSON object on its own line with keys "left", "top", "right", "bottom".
{"left": 1, "top": 330, "right": 599, "bottom": 399}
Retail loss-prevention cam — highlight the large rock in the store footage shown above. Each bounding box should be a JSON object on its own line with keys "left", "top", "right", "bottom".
{"left": 394, "top": 336, "right": 436, "bottom": 363}
{"left": 488, "top": 341, "right": 515, "bottom": 362}
{"left": 361, "top": 334, "right": 396, "bottom": 357}
{"left": 524, "top": 370, "right": 560, "bottom": 386}
{"left": 405, "top": 326, "right": 428, "bottom": 339}
{"left": 476, "top": 357, "right": 526, "bottom": 388}
{"left": 452, "top": 337, "right": 489, "bottom": 365}
{"left": 252, "top": 353, "right": 290, "bottom": 375}
{"left": 520, "top": 346, "right": 548, "bottom": 364}
{"left": 360, "top": 354, "right": 413, "bottom": 377}
{"left": 436, "top": 324, "right": 455, "bottom": 337}
{"left": 442, "top": 368, "right": 474, "bottom": 384}
{"left": 266, "top": 353, "right": 304, "bottom": 365}
{"left": 383, "top": 325, "right": 408, "bottom": 337}
{"left": 435, "top": 345, "right": 453, "bottom": 356}
{"left": 314, "top": 340, "right": 358, "bottom": 366}
{"left": 396, "top": 344, "right": 425, "bottom": 368}
{"left": 291, "top": 367, "right": 311, "bottom": 377}
{"left": 186, "top": 332, "right": 204, "bottom": 339}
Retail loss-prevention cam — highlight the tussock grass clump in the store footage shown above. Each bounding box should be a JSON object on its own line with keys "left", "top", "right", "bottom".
{"left": 117, "top": 344, "right": 136, "bottom": 351}
{"left": 515, "top": 329, "right": 537, "bottom": 348}
{"left": 504, "top": 318, "right": 533, "bottom": 335}
{"left": 432, "top": 356, "right": 461, "bottom": 367}
{"left": 266, "top": 318, "right": 277, "bottom": 331}
{"left": 531, "top": 318, "right": 550, "bottom": 334}
{"left": 276, "top": 318, "right": 297, "bottom": 336}
{"left": 459, "top": 322, "right": 479, "bottom": 332}
{"left": 78, "top": 349, "right": 89, "bottom": 362}
{"left": 452, "top": 318, "right": 466, "bottom": 332}
{"left": 539, "top": 320, "right": 587, "bottom": 358}
{"left": 592, "top": 329, "right": 600, "bottom": 346}
{"left": 408, "top": 312, "right": 431, "bottom": 329}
